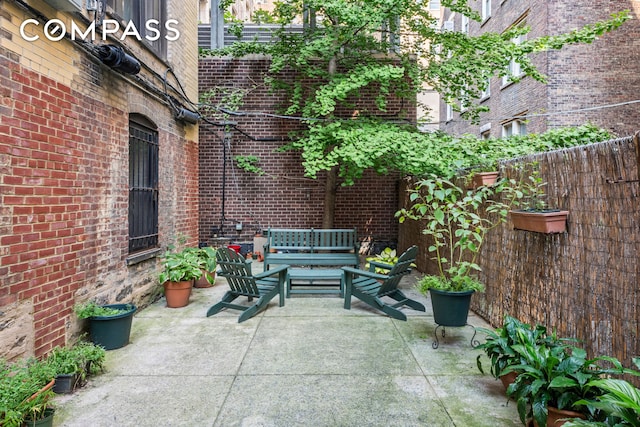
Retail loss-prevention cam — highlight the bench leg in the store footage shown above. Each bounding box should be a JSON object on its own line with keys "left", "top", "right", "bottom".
{"left": 343, "top": 273, "right": 352, "bottom": 310}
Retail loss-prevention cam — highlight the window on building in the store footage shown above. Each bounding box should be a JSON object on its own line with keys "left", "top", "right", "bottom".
{"left": 129, "top": 115, "right": 159, "bottom": 254}
{"left": 461, "top": 15, "right": 469, "bottom": 34}
{"left": 502, "top": 34, "right": 524, "bottom": 85}
{"left": 480, "top": 77, "right": 491, "bottom": 100}
{"left": 106, "top": 0, "right": 167, "bottom": 56}
{"left": 502, "top": 118, "right": 527, "bottom": 137}
{"left": 445, "top": 104, "right": 453, "bottom": 122}
{"left": 429, "top": 0, "right": 441, "bottom": 10}
{"left": 481, "top": 130, "right": 491, "bottom": 140}
{"left": 481, "top": 0, "right": 491, "bottom": 21}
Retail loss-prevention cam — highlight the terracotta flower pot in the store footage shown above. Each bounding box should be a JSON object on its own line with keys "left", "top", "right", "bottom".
{"left": 510, "top": 210, "right": 569, "bottom": 233}
{"left": 194, "top": 270, "right": 216, "bottom": 288}
{"left": 470, "top": 171, "right": 499, "bottom": 189}
{"left": 164, "top": 280, "right": 193, "bottom": 308}
{"left": 499, "top": 371, "right": 518, "bottom": 391}
{"left": 529, "top": 407, "right": 586, "bottom": 426}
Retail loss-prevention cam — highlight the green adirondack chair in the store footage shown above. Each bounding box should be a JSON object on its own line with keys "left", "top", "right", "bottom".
{"left": 206, "top": 247, "right": 288, "bottom": 323}
{"left": 342, "top": 245, "right": 425, "bottom": 321}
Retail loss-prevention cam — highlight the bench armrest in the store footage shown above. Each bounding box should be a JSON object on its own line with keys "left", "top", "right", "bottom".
{"left": 342, "top": 266, "right": 388, "bottom": 281}
{"left": 254, "top": 264, "right": 289, "bottom": 279}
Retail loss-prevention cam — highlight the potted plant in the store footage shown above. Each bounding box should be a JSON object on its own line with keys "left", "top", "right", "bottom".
{"left": 465, "top": 162, "right": 500, "bottom": 190}
{"left": 398, "top": 173, "right": 521, "bottom": 327}
{"left": 46, "top": 346, "right": 83, "bottom": 394}
{"left": 192, "top": 246, "right": 217, "bottom": 288}
{"left": 158, "top": 247, "right": 203, "bottom": 307}
{"left": 1, "top": 358, "right": 56, "bottom": 427}
{"left": 74, "top": 301, "right": 137, "bottom": 350}
{"left": 505, "top": 341, "right": 633, "bottom": 426}
{"left": 71, "top": 340, "right": 106, "bottom": 377}
{"left": 476, "top": 316, "right": 551, "bottom": 390}
{"left": 365, "top": 247, "right": 416, "bottom": 273}
{"left": 562, "top": 357, "right": 640, "bottom": 427}
{"left": 509, "top": 162, "right": 569, "bottom": 233}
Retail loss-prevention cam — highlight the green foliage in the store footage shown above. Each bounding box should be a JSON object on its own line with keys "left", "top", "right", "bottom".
{"left": 417, "top": 274, "right": 485, "bottom": 293}
{"left": 235, "top": 155, "right": 265, "bottom": 175}
{"left": 566, "top": 361, "right": 640, "bottom": 427}
{"left": 0, "top": 342, "right": 107, "bottom": 426}
{"left": 510, "top": 161, "right": 549, "bottom": 211}
{"left": 199, "top": 87, "right": 251, "bottom": 121}
{"left": 476, "top": 315, "right": 562, "bottom": 380}
{"left": 73, "top": 302, "right": 133, "bottom": 319}
{"left": 285, "top": 121, "right": 612, "bottom": 186}
{"left": 0, "top": 358, "right": 55, "bottom": 427}
{"left": 158, "top": 248, "right": 204, "bottom": 284}
{"left": 201, "top": 0, "right": 626, "bottom": 222}
{"left": 365, "top": 247, "right": 416, "bottom": 273}
{"left": 505, "top": 340, "right": 637, "bottom": 426}
{"left": 397, "top": 174, "right": 521, "bottom": 292}
{"left": 252, "top": 9, "right": 277, "bottom": 24}
{"left": 187, "top": 246, "right": 218, "bottom": 284}
{"left": 70, "top": 341, "right": 106, "bottom": 376}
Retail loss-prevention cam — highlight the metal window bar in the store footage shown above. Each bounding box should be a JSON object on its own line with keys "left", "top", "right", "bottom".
{"left": 129, "top": 121, "right": 159, "bottom": 253}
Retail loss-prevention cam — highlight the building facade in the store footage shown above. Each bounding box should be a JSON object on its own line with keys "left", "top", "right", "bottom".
{"left": 440, "top": 1, "right": 640, "bottom": 138}
{"left": 0, "top": 0, "right": 199, "bottom": 360}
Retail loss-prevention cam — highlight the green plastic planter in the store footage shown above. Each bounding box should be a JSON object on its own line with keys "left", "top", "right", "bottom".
{"left": 53, "top": 373, "right": 78, "bottom": 394}
{"left": 429, "top": 289, "right": 474, "bottom": 327}
{"left": 89, "top": 304, "right": 136, "bottom": 350}
{"left": 24, "top": 408, "right": 55, "bottom": 427}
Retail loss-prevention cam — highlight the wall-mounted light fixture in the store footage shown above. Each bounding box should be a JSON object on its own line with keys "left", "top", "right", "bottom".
{"left": 96, "top": 44, "right": 141, "bottom": 75}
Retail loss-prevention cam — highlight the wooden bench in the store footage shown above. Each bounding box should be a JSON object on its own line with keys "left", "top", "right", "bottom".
{"left": 263, "top": 228, "right": 360, "bottom": 296}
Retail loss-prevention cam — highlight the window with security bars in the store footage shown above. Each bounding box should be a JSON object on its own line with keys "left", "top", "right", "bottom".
{"left": 129, "top": 116, "right": 159, "bottom": 253}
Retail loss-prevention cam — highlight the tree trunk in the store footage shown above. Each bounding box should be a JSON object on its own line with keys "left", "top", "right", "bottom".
{"left": 322, "top": 166, "right": 338, "bottom": 228}
{"left": 321, "top": 55, "right": 339, "bottom": 229}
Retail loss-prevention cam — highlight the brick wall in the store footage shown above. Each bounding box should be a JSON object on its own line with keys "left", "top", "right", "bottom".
{"left": 198, "top": 57, "right": 407, "bottom": 250}
{"left": 0, "top": 0, "right": 199, "bottom": 360}
{"left": 441, "top": 0, "right": 640, "bottom": 138}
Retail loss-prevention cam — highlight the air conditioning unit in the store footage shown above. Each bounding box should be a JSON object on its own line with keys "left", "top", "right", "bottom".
{"left": 43, "top": 0, "right": 82, "bottom": 11}
{"left": 442, "top": 21, "right": 454, "bottom": 32}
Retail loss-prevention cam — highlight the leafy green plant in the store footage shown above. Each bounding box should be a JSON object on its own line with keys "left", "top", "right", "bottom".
{"left": 0, "top": 358, "right": 55, "bottom": 427}
{"left": 397, "top": 174, "right": 521, "bottom": 292}
{"left": 563, "top": 358, "right": 640, "bottom": 427}
{"left": 476, "top": 316, "right": 570, "bottom": 383}
{"left": 234, "top": 155, "right": 265, "bottom": 175}
{"left": 46, "top": 347, "right": 81, "bottom": 376}
{"left": 73, "top": 302, "right": 133, "bottom": 319}
{"left": 187, "top": 246, "right": 218, "bottom": 285}
{"left": 158, "top": 248, "right": 204, "bottom": 284}
{"left": 365, "top": 247, "right": 416, "bottom": 273}
{"left": 511, "top": 161, "right": 550, "bottom": 212}
{"left": 505, "top": 342, "right": 634, "bottom": 426}
{"left": 70, "top": 341, "right": 106, "bottom": 377}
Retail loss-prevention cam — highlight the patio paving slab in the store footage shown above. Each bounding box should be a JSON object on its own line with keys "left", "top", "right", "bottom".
{"left": 53, "top": 262, "right": 520, "bottom": 427}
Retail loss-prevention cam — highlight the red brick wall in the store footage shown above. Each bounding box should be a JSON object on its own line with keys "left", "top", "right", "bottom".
{"left": 0, "top": 49, "right": 198, "bottom": 359}
{"left": 198, "top": 57, "right": 410, "bottom": 249}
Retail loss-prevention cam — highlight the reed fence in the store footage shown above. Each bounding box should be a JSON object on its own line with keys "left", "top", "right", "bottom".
{"left": 399, "top": 134, "right": 640, "bottom": 368}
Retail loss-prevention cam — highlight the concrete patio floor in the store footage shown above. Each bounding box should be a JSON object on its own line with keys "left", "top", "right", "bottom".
{"left": 53, "top": 263, "right": 521, "bottom": 427}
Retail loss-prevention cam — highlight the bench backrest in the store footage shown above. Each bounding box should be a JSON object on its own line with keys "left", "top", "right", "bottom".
{"left": 312, "top": 229, "right": 357, "bottom": 251}
{"left": 266, "top": 228, "right": 357, "bottom": 252}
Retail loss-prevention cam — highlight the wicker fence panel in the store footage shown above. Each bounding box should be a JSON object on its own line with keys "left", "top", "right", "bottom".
{"left": 398, "top": 136, "right": 640, "bottom": 366}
